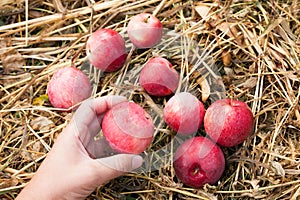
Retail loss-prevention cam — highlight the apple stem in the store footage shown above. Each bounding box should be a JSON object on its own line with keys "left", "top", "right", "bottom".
{"left": 193, "top": 166, "right": 200, "bottom": 176}
{"left": 144, "top": 16, "right": 151, "bottom": 23}
{"left": 229, "top": 84, "right": 234, "bottom": 106}
{"left": 229, "top": 96, "right": 233, "bottom": 106}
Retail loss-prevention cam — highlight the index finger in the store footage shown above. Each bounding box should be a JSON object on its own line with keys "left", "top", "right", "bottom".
{"left": 93, "top": 95, "right": 128, "bottom": 115}
{"left": 73, "top": 95, "right": 127, "bottom": 126}
{"left": 71, "top": 95, "right": 127, "bottom": 136}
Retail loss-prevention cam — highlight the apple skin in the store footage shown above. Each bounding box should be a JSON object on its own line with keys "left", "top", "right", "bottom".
{"left": 47, "top": 66, "right": 92, "bottom": 110}
{"left": 204, "top": 99, "right": 254, "bottom": 147}
{"left": 139, "top": 57, "right": 179, "bottom": 96}
{"left": 102, "top": 101, "right": 154, "bottom": 154}
{"left": 127, "top": 13, "right": 163, "bottom": 49}
{"left": 163, "top": 92, "right": 206, "bottom": 135}
{"left": 174, "top": 136, "right": 225, "bottom": 188}
{"left": 86, "top": 28, "right": 127, "bottom": 72}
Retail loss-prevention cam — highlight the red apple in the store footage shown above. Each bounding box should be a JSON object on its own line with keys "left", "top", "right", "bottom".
{"left": 204, "top": 99, "right": 254, "bottom": 147}
{"left": 47, "top": 66, "right": 92, "bottom": 110}
{"left": 163, "top": 92, "right": 205, "bottom": 135}
{"left": 102, "top": 101, "right": 154, "bottom": 154}
{"left": 86, "top": 28, "right": 127, "bottom": 72}
{"left": 127, "top": 13, "right": 163, "bottom": 49}
{"left": 139, "top": 57, "right": 179, "bottom": 96}
{"left": 174, "top": 136, "right": 225, "bottom": 188}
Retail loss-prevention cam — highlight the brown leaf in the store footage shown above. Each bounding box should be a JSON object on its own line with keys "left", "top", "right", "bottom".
{"left": 30, "top": 141, "right": 45, "bottom": 160}
{"left": 240, "top": 77, "right": 258, "bottom": 89}
{"left": 9, "top": 127, "right": 24, "bottom": 140}
{"left": 216, "top": 22, "right": 242, "bottom": 46}
{"left": 32, "top": 141, "right": 42, "bottom": 152}
{"left": 195, "top": 4, "right": 242, "bottom": 45}
{"left": 0, "top": 39, "right": 8, "bottom": 55}
{"left": 30, "top": 116, "right": 54, "bottom": 131}
{"left": 224, "top": 67, "right": 234, "bottom": 77}
{"left": 1, "top": 48, "right": 25, "bottom": 73}
{"left": 278, "top": 19, "right": 296, "bottom": 45}
{"left": 270, "top": 161, "right": 285, "bottom": 176}
{"left": 197, "top": 77, "right": 210, "bottom": 102}
{"left": 268, "top": 47, "right": 284, "bottom": 64}
{"left": 194, "top": 4, "right": 211, "bottom": 20}
{"left": 222, "top": 50, "right": 232, "bottom": 67}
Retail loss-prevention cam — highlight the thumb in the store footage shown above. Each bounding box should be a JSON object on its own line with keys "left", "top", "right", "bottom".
{"left": 94, "top": 154, "right": 143, "bottom": 182}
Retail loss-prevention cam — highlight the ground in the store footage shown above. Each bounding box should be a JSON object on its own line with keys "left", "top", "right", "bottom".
{"left": 0, "top": 0, "right": 300, "bottom": 199}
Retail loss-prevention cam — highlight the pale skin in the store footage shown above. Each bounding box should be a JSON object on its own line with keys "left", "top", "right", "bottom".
{"left": 16, "top": 96, "right": 143, "bottom": 200}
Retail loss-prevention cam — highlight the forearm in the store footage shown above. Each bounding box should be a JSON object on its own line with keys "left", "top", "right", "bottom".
{"left": 16, "top": 177, "right": 59, "bottom": 200}
{"left": 16, "top": 172, "right": 84, "bottom": 200}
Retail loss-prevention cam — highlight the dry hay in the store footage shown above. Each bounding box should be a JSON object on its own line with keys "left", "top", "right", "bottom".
{"left": 1, "top": 0, "right": 300, "bottom": 199}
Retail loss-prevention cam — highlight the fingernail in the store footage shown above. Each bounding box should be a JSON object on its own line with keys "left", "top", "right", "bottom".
{"left": 132, "top": 156, "right": 143, "bottom": 169}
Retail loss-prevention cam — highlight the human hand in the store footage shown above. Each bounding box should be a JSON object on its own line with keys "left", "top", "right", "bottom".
{"left": 17, "top": 96, "right": 143, "bottom": 200}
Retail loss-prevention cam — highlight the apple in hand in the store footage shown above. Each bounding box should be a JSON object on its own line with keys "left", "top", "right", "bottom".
{"left": 86, "top": 28, "right": 127, "bottom": 72}
{"left": 139, "top": 57, "right": 179, "bottom": 96}
{"left": 127, "top": 13, "right": 163, "bottom": 49}
{"left": 204, "top": 99, "right": 254, "bottom": 147}
{"left": 102, "top": 101, "right": 154, "bottom": 154}
{"left": 174, "top": 136, "right": 225, "bottom": 188}
{"left": 47, "top": 66, "right": 92, "bottom": 110}
{"left": 163, "top": 92, "right": 205, "bottom": 135}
